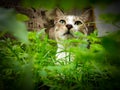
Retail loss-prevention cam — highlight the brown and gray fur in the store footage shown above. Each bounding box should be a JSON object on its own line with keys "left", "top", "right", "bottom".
{"left": 49, "top": 8, "right": 95, "bottom": 63}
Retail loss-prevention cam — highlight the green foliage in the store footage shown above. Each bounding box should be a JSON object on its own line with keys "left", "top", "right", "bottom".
{"left": 100, "top": 13, "right": 120, "bottom": 24}
{"left": 16, "top": 13, "right": 30, "bottom": 22}
{"left": 101, "top": 31, "right": 120, "bottom": 65}
{"left": 0, "top": 30, "right": 56, "bottom": 90}
{"left": 0, "top": 8, "right": 28, "bottom": 43}
{"left": 0, "top": 0, "right": 120, "bottom": 90}
{"left": 21, "top": 0, "right": 115, "bottom": 10}
{"left": 0, "top": 29, "right": 120, "bottom": 90}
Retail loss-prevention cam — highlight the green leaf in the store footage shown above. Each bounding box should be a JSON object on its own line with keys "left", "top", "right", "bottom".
{"left": 39, "top": 69, "right": 47, "bottom": 78}
{"left": 16, "top": 13, "right": 30, "bottom": 21}
{"left": 0, "top": 8, "right": 29, "bottom": 43}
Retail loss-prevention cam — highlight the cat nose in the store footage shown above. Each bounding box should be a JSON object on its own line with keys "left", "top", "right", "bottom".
{"left": 66, "top": 24, "right": 73, "bottom": 30}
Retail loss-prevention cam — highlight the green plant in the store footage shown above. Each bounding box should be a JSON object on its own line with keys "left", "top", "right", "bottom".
{"left": 0, "top": 1, "right": 120, "bottom": 90}
{"left": 0, "top": 29, "right": 120, "bottom": 90}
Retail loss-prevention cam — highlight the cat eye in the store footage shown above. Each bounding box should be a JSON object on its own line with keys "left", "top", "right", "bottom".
{"left": 74, "top": 21, "right": 82, "bottom": 25}
{"left": 59, "top": 19, "right": 66, "bottom": 24}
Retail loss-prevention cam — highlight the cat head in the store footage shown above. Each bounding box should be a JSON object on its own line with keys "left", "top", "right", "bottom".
{"left": 54, "top": 8, "right": 93, "bottom": 41}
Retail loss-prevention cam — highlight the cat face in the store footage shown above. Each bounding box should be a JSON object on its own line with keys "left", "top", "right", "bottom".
{"left": 54, "top": 8, "right": 91, "bottom": 41}
{"left": 54, "top": 15, "right": 88, "bottom": 41}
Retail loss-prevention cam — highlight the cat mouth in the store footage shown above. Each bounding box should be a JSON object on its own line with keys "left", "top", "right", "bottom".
{"left": 63, "top": 30, "right": 73, "bottom": 36}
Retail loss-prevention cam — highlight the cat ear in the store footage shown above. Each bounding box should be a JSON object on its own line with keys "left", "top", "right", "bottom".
{"left": 54, "top": 8, "right": 64, "bottom": 17}
{"left": 80, "top": 8, "right": 93, "bottom": 22}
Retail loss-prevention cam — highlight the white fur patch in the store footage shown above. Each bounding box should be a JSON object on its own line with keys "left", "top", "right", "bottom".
{"left": 66, "top": 16, "right": 75, "bottom": 25}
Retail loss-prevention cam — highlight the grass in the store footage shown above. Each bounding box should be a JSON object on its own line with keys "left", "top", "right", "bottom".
{"left": 0, "top": 30, "right": 120, "bottom": 90}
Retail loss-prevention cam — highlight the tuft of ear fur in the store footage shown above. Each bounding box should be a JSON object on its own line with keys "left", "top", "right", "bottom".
{"left": 80, "top": 8, "right": 95, "bottom": 34}
{"left": 80, "top": 8, "right": 94, "bottom": 22}
{"left": 54, "top": 8, "right": 64, "bottom": 17}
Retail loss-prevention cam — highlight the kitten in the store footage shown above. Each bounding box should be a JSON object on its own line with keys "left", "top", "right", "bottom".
{"left": 52, "top": 8, "right": 94, "bottom": 64}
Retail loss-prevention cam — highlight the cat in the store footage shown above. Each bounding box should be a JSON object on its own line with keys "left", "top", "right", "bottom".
{"left": 52, "top": 8, "right": 95, "bottom": 64}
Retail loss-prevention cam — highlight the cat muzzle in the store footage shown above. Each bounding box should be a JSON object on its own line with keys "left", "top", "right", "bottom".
{"left": 66, "top": 24, "right": 73, "bottom": 30}
{"left": 64, "top": 29, "right": 70, "bottom": 35}
{"left": 63, "top": 24, "right": 73, "bottom": 35}
{"left": 63, "top": 29, "right": 74, "bottom": 37}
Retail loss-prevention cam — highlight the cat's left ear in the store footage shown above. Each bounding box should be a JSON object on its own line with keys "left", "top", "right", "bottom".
{"left": 80, "top": 8, "right": 94, "bottom": 22}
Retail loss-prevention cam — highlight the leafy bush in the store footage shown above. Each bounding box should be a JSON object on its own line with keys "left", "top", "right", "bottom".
{"left": 0, "top": 1, "right": 120, "bottom": 90}
{"left": 0, "top": 29, "right": 120, "bottom": 90}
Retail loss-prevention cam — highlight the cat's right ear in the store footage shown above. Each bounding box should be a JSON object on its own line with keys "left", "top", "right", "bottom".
{"left": 54, "top": 8, "right": 64, "bottom": 17}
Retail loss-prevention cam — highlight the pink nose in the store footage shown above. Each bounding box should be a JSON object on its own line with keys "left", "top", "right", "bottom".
{"left": 66, "top": 24, "right": 73, "bottom": 30}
